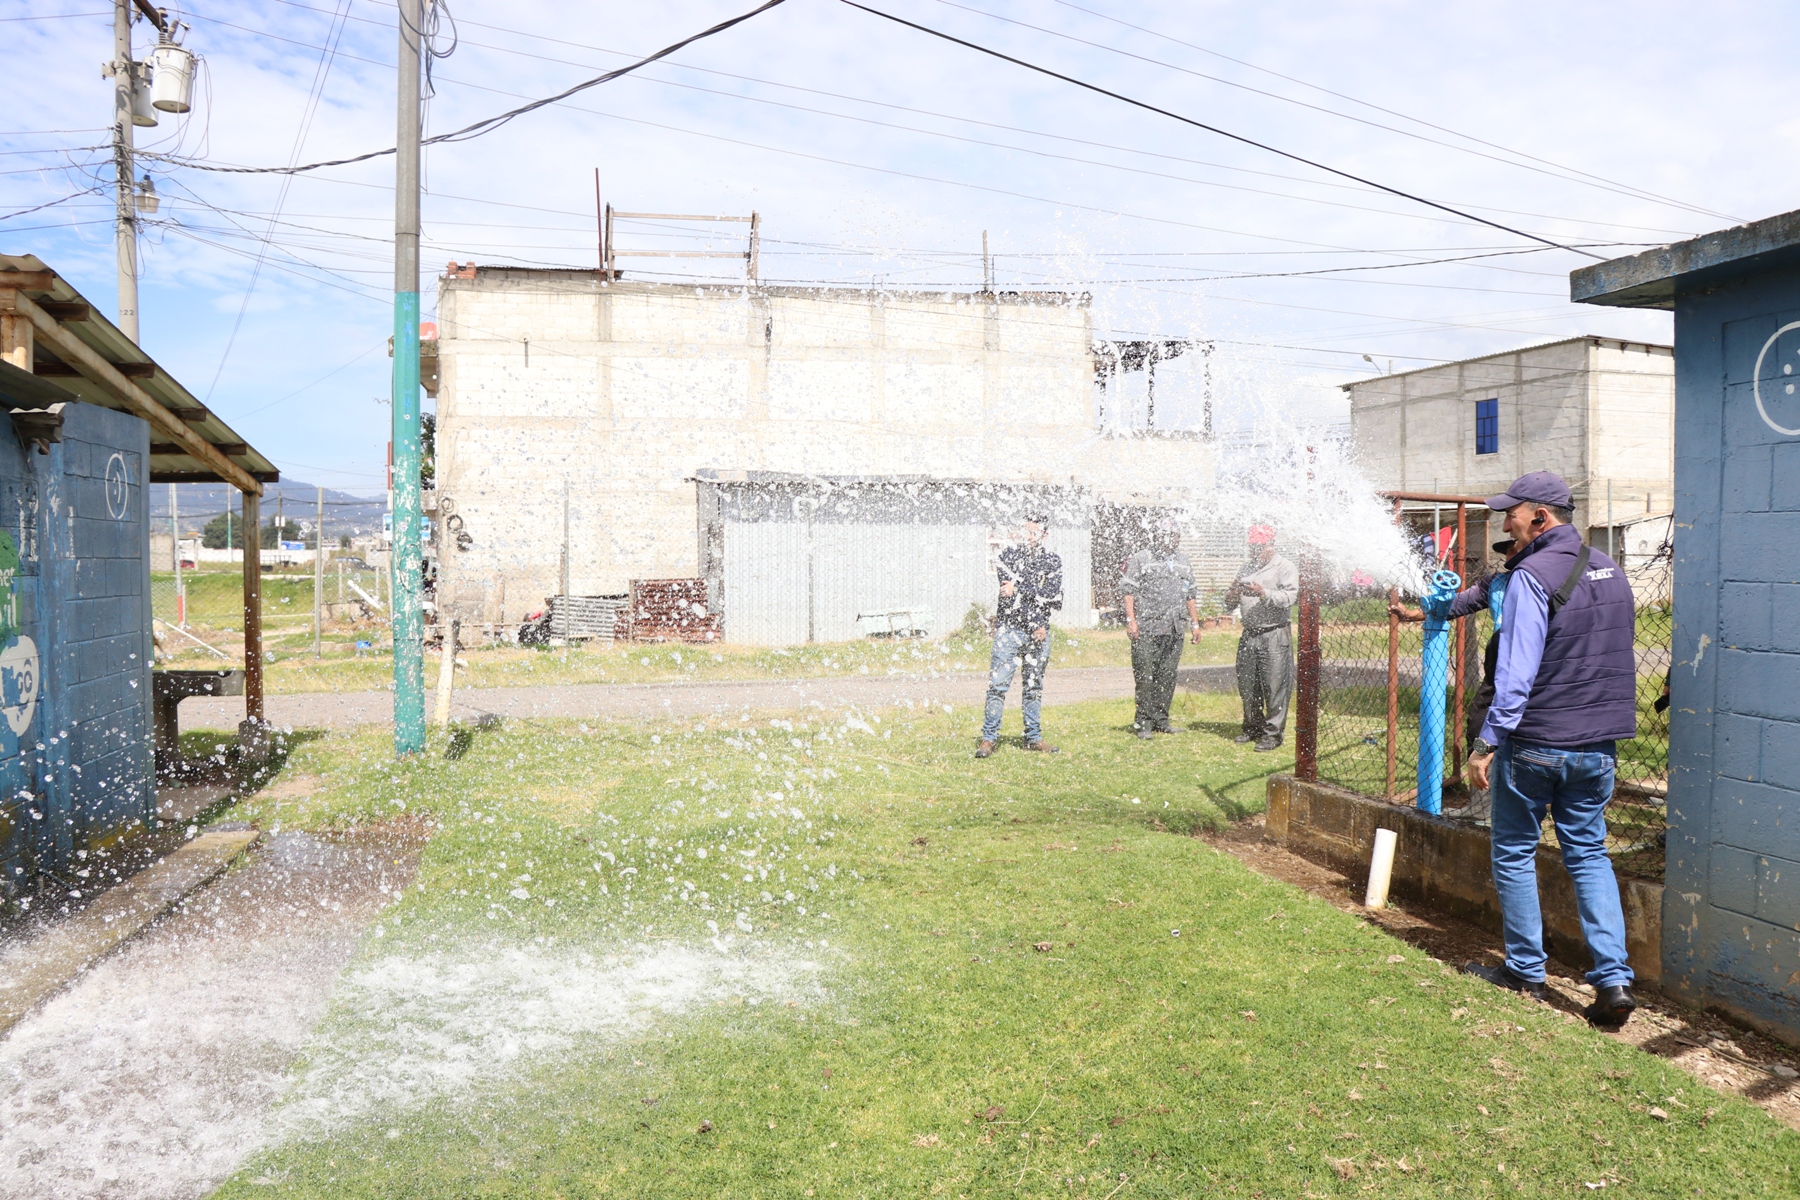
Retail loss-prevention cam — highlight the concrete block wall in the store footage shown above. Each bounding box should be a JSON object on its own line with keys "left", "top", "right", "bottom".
{"left": 1346, "top": 337, "right": 1674, "bottom": 528}
{"left": 433, "top": 273, "right": 1215, "bottom": 629}
{"left": 1663, "top": 266, "right": 1800, "bottom": 1044}
{"left": 0, "top": 402, "right": 152, "bottom": 894}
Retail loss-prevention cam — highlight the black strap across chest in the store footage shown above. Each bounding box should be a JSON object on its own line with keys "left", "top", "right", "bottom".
{"left": 1547, "top": 544, "right": 1592, "bottom": 620}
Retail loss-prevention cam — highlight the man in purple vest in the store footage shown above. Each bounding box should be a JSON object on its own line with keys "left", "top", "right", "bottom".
{"left": 1463, "top": 471, "right": 1640, "bottom": 1028}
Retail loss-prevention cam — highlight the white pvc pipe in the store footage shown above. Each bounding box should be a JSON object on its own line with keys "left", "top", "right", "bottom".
{"left": 1364, "top": 827, "right": 1399, "bottom": 909}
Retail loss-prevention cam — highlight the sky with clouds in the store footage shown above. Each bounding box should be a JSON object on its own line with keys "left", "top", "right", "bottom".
{"left": 4, "top": 0, "right": 1796, "bottom": 494}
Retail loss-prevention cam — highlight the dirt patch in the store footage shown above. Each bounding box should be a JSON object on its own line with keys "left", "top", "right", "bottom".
{"left": 1203, "top": 813, "right": 1800, "bottom": 1131}
{"left": 255, "top": 772, "right": 326, "bottom": 801}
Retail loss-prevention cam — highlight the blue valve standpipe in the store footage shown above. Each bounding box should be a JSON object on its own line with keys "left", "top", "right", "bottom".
{"left": 1416, "top": 568, "right": 1464, "bottom": 815}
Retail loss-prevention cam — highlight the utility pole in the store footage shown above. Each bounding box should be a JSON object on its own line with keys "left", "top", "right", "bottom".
{"left": 982, "top": 230, "right": 993, "bottom": 293}
{"left": 112, "top": 0, "right": 140, "bottom": 343}
{"left": 313, "top": 484, "right": 324, "bottom": 658}
{"left": 391, "top": 0, "right": 426, "bottom": 754}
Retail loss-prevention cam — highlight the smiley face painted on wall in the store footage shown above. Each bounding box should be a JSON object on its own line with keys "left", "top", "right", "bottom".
{"left": 1752, "top": 320, "right": 1800, "bottom": 436}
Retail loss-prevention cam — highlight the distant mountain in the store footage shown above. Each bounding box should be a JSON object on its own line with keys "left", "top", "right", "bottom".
{"left": 148, "top": 481, "right": 389, "bottom": 538}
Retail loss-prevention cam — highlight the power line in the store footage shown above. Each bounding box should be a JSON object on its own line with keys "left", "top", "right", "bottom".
{"left": 840, "top": 0, "right": 1607, "bottom": 260}
{"left": 152, "top": 0, "right": 791, "bottom": 176}
{"left": 177, "top": 4, "right": 1702, "bottom": 248}
{"left": 1042, "top": 0, "right": 1744, "bottom": 225}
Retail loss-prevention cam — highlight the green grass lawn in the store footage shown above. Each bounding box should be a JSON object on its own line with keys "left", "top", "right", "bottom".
{"left": 209, "top": 695, "right": 1795, "bottom": 1198}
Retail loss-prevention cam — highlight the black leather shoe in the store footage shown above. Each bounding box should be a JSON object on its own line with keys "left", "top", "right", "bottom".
{"left": 1233, "top": 733, "right": 1255, "bottom": 744}
{"left": 1584, "top": 984, "right": 1637, "bottom": 1027}
{"left": 1135, "top": 728, "right": 1156, "bottom": 740}
{"left": 1254, "top": 737, "right": 1282, "bottom": 752}
{"left": 1462, "top": 961, "right": 1546, "bottom": 1000}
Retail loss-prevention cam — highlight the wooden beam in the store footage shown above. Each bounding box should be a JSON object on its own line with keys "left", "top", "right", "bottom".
{"left": 151, "top": 441, "right": 248, "bottom": 456}
{"left": 35, "top": 301, "right": 89, "bottom": 323}
{"left": 242, "top": 490, "right": 264, "bottom": 724}
{"left": 0, "top": 289, "right": 260, "bottom": 494}
{"left": 34, "top": 359, "right": 154, "bottom": 378}
{"left": 167, "top": 407, "right": 209, "bottom": 423}
{"left": 151, "top": 469, "right": 280, "bottom": 484}
{"left": 0, "top": 271, "right": 55, "bottom": 291}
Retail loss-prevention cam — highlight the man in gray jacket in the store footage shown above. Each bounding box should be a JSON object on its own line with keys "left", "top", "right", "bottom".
{"left": 1122, "top": 521, "right": 1202, "bottom": 739}
{"left": 1223, "top": 525, "right": 1299, "bottom": 751}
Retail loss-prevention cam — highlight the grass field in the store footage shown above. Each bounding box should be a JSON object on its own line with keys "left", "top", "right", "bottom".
{"left": 207, "top": 694, "right": 1795, "bottom": 1198}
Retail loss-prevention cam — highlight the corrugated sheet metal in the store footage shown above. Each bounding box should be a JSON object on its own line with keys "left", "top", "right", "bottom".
{"left": 721, "top": 505, "right": 1092, "bottom": 647}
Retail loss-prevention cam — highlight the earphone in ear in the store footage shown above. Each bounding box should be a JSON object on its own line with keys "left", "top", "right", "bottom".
{"left": 1530, "top": 515, "right": 1545, "bottom": 526}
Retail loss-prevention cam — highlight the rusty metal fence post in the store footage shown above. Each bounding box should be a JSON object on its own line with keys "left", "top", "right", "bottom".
{"left": 1294, "top": 552, "right": 1321, "bottom": 782}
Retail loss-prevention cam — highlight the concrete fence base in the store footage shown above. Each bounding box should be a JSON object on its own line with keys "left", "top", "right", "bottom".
{"left": 1266, "top": 774, "right": 1663, "bottom": 988}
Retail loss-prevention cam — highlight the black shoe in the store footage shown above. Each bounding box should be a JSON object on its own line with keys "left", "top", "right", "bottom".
{"left": 1135, "top": 727, "right": 1156, "bottom": 740}
{"left": 1254, "top": 737, "right": 1282, "bottom": 752}
{"left": 1155, "top": 724, "right": 1185, "bottom": 734}
{"left": 1584, "top": 984, "right": 1636, "bottom": 1027}
{"left": 1462, "top": 961, "right": 1546, "bottom": 1000}
{"left": 1233, "top": 733, "right": 1255, "bottom": 744}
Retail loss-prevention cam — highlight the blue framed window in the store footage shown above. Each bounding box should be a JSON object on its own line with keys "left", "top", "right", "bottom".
{"left": 1474, "top": 398, "right": 1499, "bottom": 455}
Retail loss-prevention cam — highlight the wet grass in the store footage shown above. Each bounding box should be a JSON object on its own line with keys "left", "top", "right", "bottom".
{"left": 214, "top": 697, "right": 1795, "bottom": 1198}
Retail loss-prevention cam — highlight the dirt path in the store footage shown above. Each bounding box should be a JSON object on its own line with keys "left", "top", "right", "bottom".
{"left": 0, "top": 822, "right": 424, "bottom": 1200}
{"left": 175, "top": 665, "right": 1202, "bottom": 730}
{"left": 1203, "top": 815, "right": 1800, "bottom": 1131}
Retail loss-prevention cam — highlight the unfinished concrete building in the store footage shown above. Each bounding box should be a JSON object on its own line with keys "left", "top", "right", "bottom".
{"left": 429, "top": 267, "right": 1215, "bottom": 643}
{"left": 1344, "top": 336, "right": 1675, "bottom": 548}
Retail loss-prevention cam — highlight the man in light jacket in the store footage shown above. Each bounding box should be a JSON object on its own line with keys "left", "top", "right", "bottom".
{"left": 1223, "top": 525, "right": 1298, "bottom": 752}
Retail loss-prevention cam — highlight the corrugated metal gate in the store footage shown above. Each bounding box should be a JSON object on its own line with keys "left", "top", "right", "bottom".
{"left": 716, "top": 482, "right": 1090, "bottom": 646}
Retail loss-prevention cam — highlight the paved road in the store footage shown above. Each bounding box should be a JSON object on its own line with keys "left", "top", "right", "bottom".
{"left": 182, "top": 664, "right": 1243, "bottom": 731}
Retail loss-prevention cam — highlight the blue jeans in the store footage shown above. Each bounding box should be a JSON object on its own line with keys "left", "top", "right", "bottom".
{"left": 980, "top": 625, "right": 1051, "bottom": 742}
{"left": 1489, "top": 740, "right": 1633, "bottom": 987}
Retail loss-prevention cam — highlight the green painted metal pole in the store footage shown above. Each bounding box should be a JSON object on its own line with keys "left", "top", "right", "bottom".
{"left": 390, "top": 0, "right": 425, "bottom": 753}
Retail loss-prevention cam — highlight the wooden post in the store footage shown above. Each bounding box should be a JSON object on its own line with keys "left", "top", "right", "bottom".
{"left": 313, "top": 485, "right": 324, "bottom": 658}
{"left": 1294, "top": 551, "right": 1321, "bottom": 782}
{"left": 243, "top": 488, "right": 263, "bottom": 725}
{"left": 433, "top": 617, "right": 458, "bottom": 727}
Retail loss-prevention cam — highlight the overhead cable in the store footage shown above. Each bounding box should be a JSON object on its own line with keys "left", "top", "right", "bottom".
{"left": 146, "top": 0, "right": 789, "bottom": 175}
{"left": 1044, "top": 0, "right": 1744, "bottom": 225}
{"left": 839, "top": 0, "right": 1607, "bottom": 261}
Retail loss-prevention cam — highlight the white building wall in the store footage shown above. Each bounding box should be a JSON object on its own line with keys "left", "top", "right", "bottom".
{"left": 433, "top": 273, "right": 1211, "bottom": 631}
{"left": 1345, "top": 337, "right": 1673, "bottom": 529}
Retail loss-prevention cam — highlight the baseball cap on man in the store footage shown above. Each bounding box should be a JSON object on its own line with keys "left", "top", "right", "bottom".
{"left": 1247, "top": 524, "right": 1275, "bottom": 544}
{"left": 1484, "top": 471, "right": 1572, "bottom": 512}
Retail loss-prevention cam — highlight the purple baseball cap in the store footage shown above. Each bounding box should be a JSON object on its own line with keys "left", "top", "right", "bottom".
{"left": 1484, "top": 470, "right": 1572, "bottom": 512}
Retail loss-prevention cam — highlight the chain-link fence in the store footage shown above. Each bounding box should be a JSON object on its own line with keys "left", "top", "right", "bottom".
{"left": 1297, "top": 495, "right": 1670, "bottom": 882}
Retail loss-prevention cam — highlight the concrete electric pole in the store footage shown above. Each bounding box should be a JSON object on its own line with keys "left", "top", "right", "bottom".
{"left": 391, "top": 0, "right": 427, "bottom": 753}
{"left": 112, "top": 0, "right": 141, "bottom": 343}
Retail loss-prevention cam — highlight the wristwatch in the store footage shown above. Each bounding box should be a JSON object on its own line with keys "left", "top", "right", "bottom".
{"left": 1470, "top": 737, "right": 1497, "bottom": 759}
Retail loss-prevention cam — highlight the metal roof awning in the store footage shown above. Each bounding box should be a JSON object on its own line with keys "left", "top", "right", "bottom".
{"left": 0, "top": 254, "right": 275, "bottom": 491}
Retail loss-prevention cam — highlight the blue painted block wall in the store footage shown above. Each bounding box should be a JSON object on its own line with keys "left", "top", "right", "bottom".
{"left": 0, "top": 402, "right": 152, "bottom": 896}
{"left": 1668, "top": 266, "right": 1800, "bottom": 1042}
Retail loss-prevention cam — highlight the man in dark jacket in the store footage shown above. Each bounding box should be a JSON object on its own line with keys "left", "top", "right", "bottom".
{"left": 1461, "top": 472, "right": 1640, "bottom": 1028}
{"left": 976, "top": 515, "right": 1062, "bottom": 758}
{"left": 1122, "top": 520, "right": 1202, "bottom": 739}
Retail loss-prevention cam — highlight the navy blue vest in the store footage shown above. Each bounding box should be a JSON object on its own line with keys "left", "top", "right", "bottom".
{"left": 1507, "top": 523, "right": 1639, "bottom": 747}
